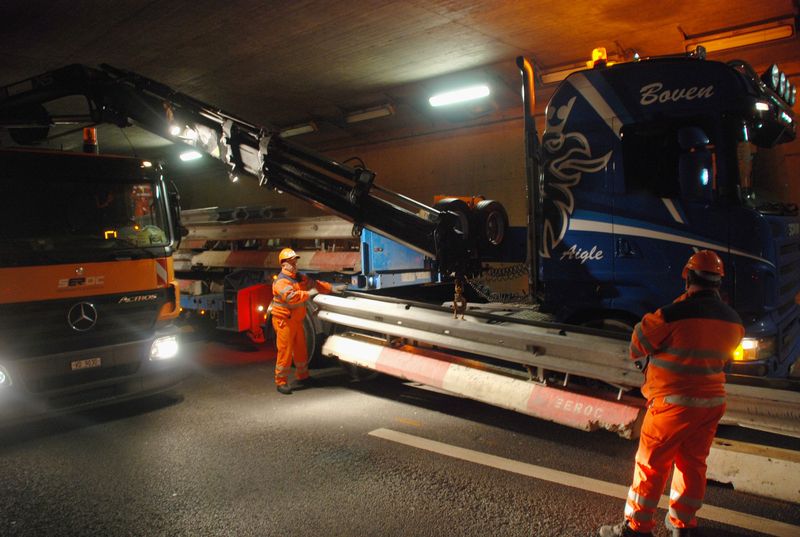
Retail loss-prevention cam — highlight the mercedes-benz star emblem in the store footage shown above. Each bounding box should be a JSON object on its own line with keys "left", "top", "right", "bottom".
{"left": 67, "top": 302, "right": 98, "bottom": 332}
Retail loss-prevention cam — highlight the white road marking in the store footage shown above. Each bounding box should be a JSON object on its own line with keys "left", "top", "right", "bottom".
{"left": 369, "top": 428, "right": 800, "bottom": 537}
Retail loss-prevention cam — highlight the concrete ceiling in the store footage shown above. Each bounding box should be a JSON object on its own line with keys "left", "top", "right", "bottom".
{"left": 1, "top": 0, "right": 799, "bottom": 160}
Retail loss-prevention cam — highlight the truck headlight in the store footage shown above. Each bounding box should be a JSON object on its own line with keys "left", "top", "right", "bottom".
{"left": 150, "top": 335, "right": 179, "bottom": 360}
{"left": 732, "top": 336, "right": 775, "bottom": 362}
{"left": 0, "top": 364, "right": 11, "bottom": 387}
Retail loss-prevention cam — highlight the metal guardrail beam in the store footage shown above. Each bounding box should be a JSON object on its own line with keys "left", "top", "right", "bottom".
{"left": 316, "top": 294, "right": 800, "bottom": 439}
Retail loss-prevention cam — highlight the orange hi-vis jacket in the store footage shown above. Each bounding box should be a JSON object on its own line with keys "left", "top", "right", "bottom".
{"left": 271, "top": 268, "right": 332, "bottom": 321}
{"left": 630, "top": 289, "right": 744, "bottom": 401}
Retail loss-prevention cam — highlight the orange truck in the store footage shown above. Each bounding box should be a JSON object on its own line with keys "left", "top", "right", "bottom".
{"left": 0, "top": 148, "right": 186, "bottom": 422}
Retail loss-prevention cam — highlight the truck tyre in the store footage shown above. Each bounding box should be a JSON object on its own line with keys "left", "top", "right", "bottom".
{"left": 433, "top": 197, "right": 471, "bottom": 242}
{"left": 473, "top": 199, "right": 508, "bottom": 254}
{"left": 304, "top": 314, "right": 320, "bottom": 368}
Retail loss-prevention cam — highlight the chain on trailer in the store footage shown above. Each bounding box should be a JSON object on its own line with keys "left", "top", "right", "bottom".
{"left": 466, "top": 262, "right": 532, "bottom": 304}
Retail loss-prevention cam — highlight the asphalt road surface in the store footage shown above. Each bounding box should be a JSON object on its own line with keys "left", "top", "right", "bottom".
{"left": 1, "top": 334, "right": 798, "bottom": 537}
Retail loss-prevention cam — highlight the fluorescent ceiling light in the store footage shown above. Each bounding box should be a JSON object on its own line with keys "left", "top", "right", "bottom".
{"left": 345, "top": 104, "right": 394, "bottom": 123}
{"left": 429, "top": 85, "right": 490, "bottom": 107}
{"left": 279, "top": 122, "right": 318, "bottom": 137}
{"left": 179, "top": 150, "right": 202, "bottom": 162}
{"left": 685, "top": 21, "right": 794, "bottom": 53}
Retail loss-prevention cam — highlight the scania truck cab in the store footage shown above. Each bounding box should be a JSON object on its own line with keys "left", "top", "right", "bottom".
{"left": 0, "top": 148, "right": 185, "bottom": 422}
{"left": 536, "top": 51, "right": 798, "bottom": 377}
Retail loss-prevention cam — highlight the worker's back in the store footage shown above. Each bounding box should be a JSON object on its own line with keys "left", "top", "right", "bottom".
{"left": 641, "top": 290, "right": 743, "bottom": 401}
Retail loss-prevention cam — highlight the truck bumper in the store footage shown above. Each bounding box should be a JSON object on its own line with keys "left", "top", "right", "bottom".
{"left": 0, "top": 326, "right": 189, "bottom": 424}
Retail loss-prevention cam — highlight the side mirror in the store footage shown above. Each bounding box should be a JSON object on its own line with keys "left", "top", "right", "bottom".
{"left": 166, "top": 181, "right": 186, "bottom": 242}
{"left": 678, "top": 127, "right": 709, "bottom": 150}
{"left": 677, "top": 127, "right": 713, "bottom": 202}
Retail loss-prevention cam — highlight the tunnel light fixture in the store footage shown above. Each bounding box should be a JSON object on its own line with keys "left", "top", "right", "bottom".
{"left": 179, "top": 150, "right": 202, "bottom": 162}
{"left": 280, "top": 122, "right": 318, "bottom": 138}
{"left": 429, "top": 85, "right": 490, "bottom": 107}
{"left": 345, "top": 105, "right": 394, "bottom": 123}
{"left": 684, "top": 19, "right": 795, "bottom": 54}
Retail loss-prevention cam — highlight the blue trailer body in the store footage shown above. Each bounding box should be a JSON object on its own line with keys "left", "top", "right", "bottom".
{"left": 536, "top": 55, "right": 798, "bottom": 376}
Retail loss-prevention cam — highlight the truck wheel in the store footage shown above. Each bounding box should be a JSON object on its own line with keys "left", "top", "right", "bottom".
{"left": 304, "top": 315, "right": 319, "bottom": 368}
{"left": 434, "top": 197, "right": 471, "bottom": 242}
{"left": 474, "top": 199, "right": 508, "bottom": 253}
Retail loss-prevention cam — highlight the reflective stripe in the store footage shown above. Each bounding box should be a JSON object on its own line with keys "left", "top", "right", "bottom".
{"left": 278, "top": 287, "right": 293, "bottom": 299}
{"left": 628, "top": 488, "right": 659, "bottom": 509}
{"left": 625, "top": 503, "right": 655, "bottom": 521}
{"left": 650, "top": 357, "right": 725, "bottom": 376}
{"left": 670, "top": 490, "right": 703, "bottom": 508}
{"left": 663, "top": 347, "right": 731, "bottom": 361}
{"left": 634, "top": 323, "right": 656, "bottom": 354}
{"left": 664, "top": 395, "right": 725, "bottom": 408}
{"left": 271, "top": 298, "right": 305, "bottom": 310}
{"left": 669, "top": 506, "right": 695, "bottom": 524}
{"left": 629, "top": 341, "right": 647, "bottom": 359}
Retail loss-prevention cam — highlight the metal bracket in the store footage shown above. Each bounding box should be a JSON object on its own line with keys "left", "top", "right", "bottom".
{"left": 347, "top": 168, "right": 376, "bottom": 205}
{"left": 257, "top": 132, "right": 273, "bottom": 187}
{"left": 222, "top": 119, "right": 244, "bottom": 182}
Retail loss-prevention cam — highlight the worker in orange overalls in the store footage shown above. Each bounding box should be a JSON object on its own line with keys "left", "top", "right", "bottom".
{"left": 270, "top": 248, "right": 336, "bottom": 395}
{"left": 599, "top": 250, "right": 744, "bottom": 537}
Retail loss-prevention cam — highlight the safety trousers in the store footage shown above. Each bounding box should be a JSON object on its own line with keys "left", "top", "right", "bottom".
{"left": 624, "top": 399, "right": 726, "bottom": 533}
{"left": 272, "top": 315, "right": 309, "bottom": 386}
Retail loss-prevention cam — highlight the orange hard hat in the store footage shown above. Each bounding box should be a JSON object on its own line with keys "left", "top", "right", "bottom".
{"left": 278, "top": 248, "right": 299, "bottom": 262}
{"left": 682, "top": 250, "right": 724, "bottom": 280}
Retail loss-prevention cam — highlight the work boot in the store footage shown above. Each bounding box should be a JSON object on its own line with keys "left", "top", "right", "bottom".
{"left": 665, "top": 514, "right": 694, "bottom": 536}
{"left": 598, "top": 521, "right": 652, "bottom": 537}
{"left": 276, "top": 384, "right": 292, "bottom": 395}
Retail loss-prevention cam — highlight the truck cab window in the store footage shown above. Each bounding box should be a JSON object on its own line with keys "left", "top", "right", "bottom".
{"left": 737, "top": 123, "right": 798, "bottom": 215}
{"left": 621, "top": 122, "right": 682, "bottom": 198}
{"left": 0, "top": 174, "right": 170, "bottom": 266}
{"left": 621, "top": 121, "right": 715, "bottom": 200}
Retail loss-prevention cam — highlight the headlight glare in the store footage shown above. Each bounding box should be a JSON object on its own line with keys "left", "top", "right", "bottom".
{"left": 732, "top": 336, "right": 775, "bottom": 362}
{"left": 150, "top": 335, "right": 179, "bottom": 360}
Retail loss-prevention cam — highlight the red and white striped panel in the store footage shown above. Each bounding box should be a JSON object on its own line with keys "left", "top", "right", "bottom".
{"left": 155, "top": 258, "right": 169, "bottom": 287}
{"left": 323, "top": 335, "right": 643, "bottom": 438}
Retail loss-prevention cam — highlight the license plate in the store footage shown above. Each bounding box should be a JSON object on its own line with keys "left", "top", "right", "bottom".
{"left": 71, "top": 357, "right": 102, "bottom": 371}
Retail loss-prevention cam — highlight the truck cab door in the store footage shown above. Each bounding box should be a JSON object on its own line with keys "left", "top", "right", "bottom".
{"left": 612, "top": 124, "right": 730, "bottom": 317}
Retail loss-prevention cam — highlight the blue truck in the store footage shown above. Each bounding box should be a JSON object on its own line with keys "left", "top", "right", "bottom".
{"left": 525, "top": 49, "right": 798, "bottom": 377}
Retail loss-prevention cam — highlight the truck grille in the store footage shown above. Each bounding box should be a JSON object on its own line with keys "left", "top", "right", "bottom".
{"left": 0, "top": 290, "right": 167, "bottom": 358}
{"left": 774, "top": 225, "right": 800, "bottom": 363}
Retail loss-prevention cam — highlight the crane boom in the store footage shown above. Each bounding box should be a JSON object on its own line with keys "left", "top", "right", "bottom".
{"left": 0, "top": 63, "right": 475, "bottom": 275}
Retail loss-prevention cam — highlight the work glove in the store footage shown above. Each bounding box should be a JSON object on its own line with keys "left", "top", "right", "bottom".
{"left": 331, "top": 284, "right": 348, "bottom": 294}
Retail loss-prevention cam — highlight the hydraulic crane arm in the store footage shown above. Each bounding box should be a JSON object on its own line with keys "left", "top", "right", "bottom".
{"left": 0, "top": 64, "right": 474, "bottom": 275}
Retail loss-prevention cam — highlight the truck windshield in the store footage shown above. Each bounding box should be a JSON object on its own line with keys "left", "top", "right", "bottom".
{"left": 738, "top": 124, "right": 798, "bottom": 215}
{"left": 0, "top": 175, "right": 170, "bottom": 266}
